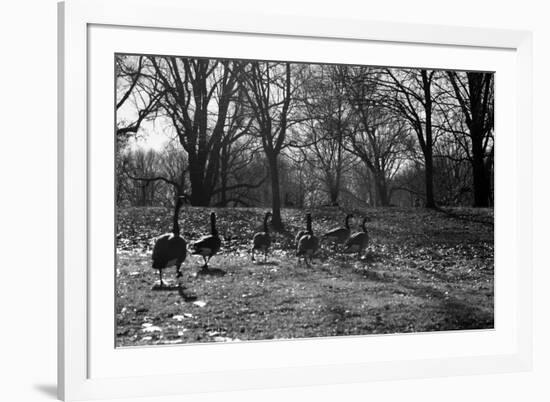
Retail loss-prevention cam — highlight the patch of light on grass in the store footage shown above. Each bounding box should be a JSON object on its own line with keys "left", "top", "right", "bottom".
{"left": 172, "top": 313, "right": 193, "bottom": 321}
{"left": 142, "top": 325, "right": 162, "bottom": 333}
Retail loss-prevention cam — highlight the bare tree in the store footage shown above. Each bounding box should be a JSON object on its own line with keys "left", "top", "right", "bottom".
{"left": 384, "top": 68, "right": 439, "bottom": 208}
{"left": 115, "top": 56, "right": 162, "bottom": 144}
{"left": 215, "top": 88, "right": 265, "bottom": 206}
{"left": 116, "top": 54, "right": 494, "bottom": 212}
{"left": 240, "top": 62, "right": 294, "bottom": 229}
{"left": 119, "top": 148, "right": 166, "bottom": 206}
{"left": 342, "top": 68, "right": 409, "bottom": 206}
{"left": 447, "top": 71, "right": 494, "bottom": 207}
{"left": 146, "top": 56, "right": 241, "bottom": 206}
{"left": 299, "top": 65, "right": 355, "bottom": 205}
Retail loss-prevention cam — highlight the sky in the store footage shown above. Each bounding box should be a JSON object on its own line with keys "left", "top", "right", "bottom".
{"left": 117, "top": 97, "right": 173, "bottom": 151}
{"left": 127, "top": 120, "right": 172, "bottom": 151}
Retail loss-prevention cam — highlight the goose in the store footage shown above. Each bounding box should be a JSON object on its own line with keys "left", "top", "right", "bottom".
{"left": 151, "top": 195, "right": 187, "bottom": 287}
{"left": 252, "top": 211, "right": 272, "bottom": 262}
{"left": 343, "top": 216, "right": 369, "bottom": 259}
{"left": 296, "top": 213, "right": 319, "bottom": 265}
{"left": 190, "top": 212, "right": 221, "bottom": 270}
{"left": 322, "top": 213, "right": 354, "bottom": 248}
{"left": 295, "top": 213, "right": 310, "bottom": 246}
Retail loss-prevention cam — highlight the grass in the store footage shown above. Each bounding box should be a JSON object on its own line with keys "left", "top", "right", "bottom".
{"left": 115, "top": 206, "right": 494, "bottom": 347}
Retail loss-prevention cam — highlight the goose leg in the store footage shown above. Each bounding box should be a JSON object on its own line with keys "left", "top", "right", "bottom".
{"left": 204, "top": 256, "right": 212, "bottom": 270}
{"left": 251, "top": 248, "right": 255, "bottom": 261}
{"left": 176, "top": 263, "right": 182, "bottom": 278}
{"left": 159, "top": 269, "right": 164, "bottom": 287}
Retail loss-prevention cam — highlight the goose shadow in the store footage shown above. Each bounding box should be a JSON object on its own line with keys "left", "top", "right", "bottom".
{"left": 151, "top": 281, "right": 182, "bottom": 291}
{"left": 195, "top": 267, "right": 227, "bottom": 276}
{"left": 177, "top": 286, "right": 198, "bottom": 302}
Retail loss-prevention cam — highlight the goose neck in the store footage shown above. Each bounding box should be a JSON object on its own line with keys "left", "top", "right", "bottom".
{"left": 172, "top": 200, "right": 182, "bottom": 235}
{"left": 306, "top": 216, "right": 312, "bottom": 234}
{"left": 211, "top": 214, "right": 218, "bottom": 236}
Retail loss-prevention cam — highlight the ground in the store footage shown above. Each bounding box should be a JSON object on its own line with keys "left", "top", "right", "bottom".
{"left": 116, "top": 206, "right": 494, "bottom": 347}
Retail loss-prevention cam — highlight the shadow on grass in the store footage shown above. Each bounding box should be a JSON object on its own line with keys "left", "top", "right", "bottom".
{"left": 326, "top": 249, "right": 388, "bottom": 266}
{"left": 177, "top": 286, "right": 198, "bottom": 302}
{"left": 434, "top": 207, "right": 493, "bottom": 227}
{"left": 196, "top": 267, "right": 227, "bottom": 276}
{"left": 349, "top": 265, "right": 395, "bottom": 283}
{"left": 416, "top": 265, "right": 450, "bottom": 282}
{"left": 150, "top": 281, "right": 198, "bottom": 301}
{"left": 253, "top": 260, "right": 279, "bottom": 266}
{"left": 320, "top": 296, "right": 365, "bottom": 335}
{"left": 440, "top": 297, "right": 494, "bottom": 329}
{"left": 363, "top": 250, "right": 387, "bottom": 264}
{"left": 151, "top": 282, "right": 182, "bottom": 291}
{"left": 403, "top": 281, "right": 493, "bottom": 329}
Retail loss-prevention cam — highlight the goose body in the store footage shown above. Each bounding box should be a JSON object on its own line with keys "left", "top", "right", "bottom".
{"left": 151, "top": 196, "right": 187, "bottom": 286}
{"left": 252, "top": 212, "right": 272, "bottom": 262}
{"left": 152, "top": 234, "right": 187, "bottom": 269}
{"left": 343, "top": 217, "right": 369, "bottom": 258}
{"left": 323, "top": 213, "right": 353, "bottom": 246}
{"left": 295, "top": 230, "right": 308, "bottom": 246}
{"left": 296, "top": 213, "right": 319, "bottom": 265}
{"left": 191, "top": 212, "right": 221, "bottom": 270}
{"left": 295, "top": 212, "right": 311, "bottom": 246}
{"left": 297, "top": 234, "right": 319, "bottom": 259}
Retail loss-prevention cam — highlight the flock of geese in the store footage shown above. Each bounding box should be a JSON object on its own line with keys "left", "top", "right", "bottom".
{"left": 151, "top": 196, "right": 369, "bottom": 287}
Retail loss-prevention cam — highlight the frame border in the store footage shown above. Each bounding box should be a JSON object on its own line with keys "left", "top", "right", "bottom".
{"left": 58, "top": 0, "right": 533, "bottom": 400}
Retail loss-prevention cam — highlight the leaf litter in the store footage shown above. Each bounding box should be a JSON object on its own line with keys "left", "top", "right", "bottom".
{"left": 116, "top": 206, "right": 493, "bottom": 346}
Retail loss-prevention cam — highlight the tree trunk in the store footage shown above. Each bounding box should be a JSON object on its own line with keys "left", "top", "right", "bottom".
{"left": 374, "top": 173, "right": 390, "bottom": 207}
{"left": 325, "top": 171, "right": 339, "bottom": 206}
{"left": 188, "top": 164, "right": 211, "bottom": 206}
{"left": 268, "top": 155, "right": 283, "bottom": 230}
{"left": 421, "top": 70, "right": 436, "bottom": 209}
{"left": 424, "top": 150, "right": 435, "bottom": 208}
{"left": 329, "top": 186, "right": 339, "bottom": 206}
{"left": 219, "top": 145, "right": 229, "bottom": 207}
{"left": 219, "top": 175, "right": 228, "bottom": 207}
{"left": 448, "top": 72, "right": 493, "bottom": 208}
{"left": 485, "top": 147, "right": 494, "bottom": 206}
{"left": 472, "top": 137, "right": 490, "bottom": 207}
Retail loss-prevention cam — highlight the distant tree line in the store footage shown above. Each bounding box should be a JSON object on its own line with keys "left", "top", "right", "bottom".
{"left": 116, "top": 55, "right": 494, "bottom": 228}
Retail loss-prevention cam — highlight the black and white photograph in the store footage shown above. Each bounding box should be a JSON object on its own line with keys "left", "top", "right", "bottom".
{"left": 115, "top": 53, "right": 494, "bottom": 347}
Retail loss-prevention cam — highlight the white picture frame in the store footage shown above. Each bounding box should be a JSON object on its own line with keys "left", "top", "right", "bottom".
{"left": 58, "top": 0, "right": 533, "bottom": 400}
